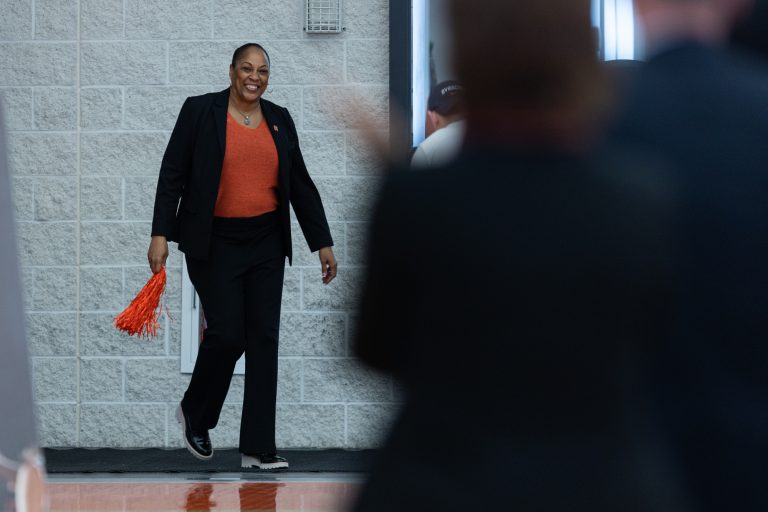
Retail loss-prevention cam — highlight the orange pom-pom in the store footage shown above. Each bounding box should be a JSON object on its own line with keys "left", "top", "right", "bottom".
{"left": 114, "top": 267, "right": 167, "bottom": 338}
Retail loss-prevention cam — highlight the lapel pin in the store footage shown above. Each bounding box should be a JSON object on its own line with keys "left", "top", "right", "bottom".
{"left": 273, "top": 125, "right": 279, "bottom": 132}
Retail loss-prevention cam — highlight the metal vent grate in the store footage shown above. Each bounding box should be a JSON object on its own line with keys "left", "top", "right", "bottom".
{"left": 305, "top": 0, "right": 343, "bottom": 33}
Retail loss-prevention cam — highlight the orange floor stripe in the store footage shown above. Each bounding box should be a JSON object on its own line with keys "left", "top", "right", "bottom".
{"left": 48, "top": 481, "right": 362, "bottom": 511}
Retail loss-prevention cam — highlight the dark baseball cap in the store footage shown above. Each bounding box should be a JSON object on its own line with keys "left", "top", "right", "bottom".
{"left": 427, "top": 80, "right": 464, "bottom": 115}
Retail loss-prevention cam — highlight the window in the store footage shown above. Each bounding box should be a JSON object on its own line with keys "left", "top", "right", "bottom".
{"left": 389, "top": 0, "right": 639, "bottom": 158}
{"left": 594, "top": 0, "right": 638, "bottom": 61}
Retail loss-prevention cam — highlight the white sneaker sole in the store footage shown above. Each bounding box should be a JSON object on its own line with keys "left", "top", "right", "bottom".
{"left": 176, "top": 405, "right": 214, "bottom": 461}
{"left": 241, "top": 454, "right": 289, "bottom": 470}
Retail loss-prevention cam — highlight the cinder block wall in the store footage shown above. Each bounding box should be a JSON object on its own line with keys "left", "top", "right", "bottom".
{"left": 1, "top": 0, "right": 397, "bottom": 449}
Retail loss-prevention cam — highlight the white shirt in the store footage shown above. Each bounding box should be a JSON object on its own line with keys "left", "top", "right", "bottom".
{"left": 411, "top": 120, "right": 466, "bottom": 169}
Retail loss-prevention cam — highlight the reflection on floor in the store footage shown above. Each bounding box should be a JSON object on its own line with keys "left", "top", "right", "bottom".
{"left": 47, "top": 474, "right": 363, "bottom": 511}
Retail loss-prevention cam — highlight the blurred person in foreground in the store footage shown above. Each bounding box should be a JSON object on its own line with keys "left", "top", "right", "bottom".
{"left": 610, "top": 0, "right": 768, "bottom": 509}
{"left": 410, "top": 80, "right": 465, "bottom": 168}
{"left": 351, "top": 1, "right": 688, "bottom": 510}
{"left": 0, "top": 99, "right": 47, "bottom": 512}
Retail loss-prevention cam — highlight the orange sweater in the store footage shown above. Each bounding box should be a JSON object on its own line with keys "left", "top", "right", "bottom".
{"left": 214, "top": 113, "right": 279, "bottom": 217}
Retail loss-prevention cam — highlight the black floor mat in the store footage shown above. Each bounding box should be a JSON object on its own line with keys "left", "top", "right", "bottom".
{"left": 44, "top": 448, "right": 377, "bottom": 473}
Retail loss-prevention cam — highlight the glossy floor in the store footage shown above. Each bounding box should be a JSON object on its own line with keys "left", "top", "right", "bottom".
{"left": 46, "top": 473, "right": 363, "bottom": 511}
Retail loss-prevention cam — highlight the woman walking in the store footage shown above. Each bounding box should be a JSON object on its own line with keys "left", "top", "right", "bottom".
{"left": 148, "top": 43, "right": 337, "bottom": 469}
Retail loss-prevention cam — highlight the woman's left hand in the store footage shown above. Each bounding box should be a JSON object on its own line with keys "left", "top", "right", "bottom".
{"left": 319, "top": 247, "right": 337, "bottom": 285}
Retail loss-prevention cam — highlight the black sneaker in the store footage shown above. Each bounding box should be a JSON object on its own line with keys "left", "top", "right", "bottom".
{"left": 176, "top": 403, "right": 213, "bottom": 460}
{"left": 241, "top": 453, "right": 289, "bottom": 470}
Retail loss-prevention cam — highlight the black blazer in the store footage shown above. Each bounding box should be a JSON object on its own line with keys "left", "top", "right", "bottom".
{"left": 151, "top": 88, "right": 333, "bottom": 263}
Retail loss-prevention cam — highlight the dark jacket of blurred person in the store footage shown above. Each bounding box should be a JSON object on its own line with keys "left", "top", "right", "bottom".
{"left": 731, "top": 0, "right": 768, "bottom": 57}
{"left": 352, "top": 1, "right": 689, "bottom": 510}
{"left": 610, "top": 0, "right": 768, "bottom": 509}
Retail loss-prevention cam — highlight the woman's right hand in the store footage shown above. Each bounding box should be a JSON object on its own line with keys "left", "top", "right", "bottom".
{"left": 148, "top": 236, "right": 169, "bottom": 274}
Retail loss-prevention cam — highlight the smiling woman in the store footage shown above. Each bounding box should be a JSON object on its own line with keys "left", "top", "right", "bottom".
{"left": 147, "top": 42, "right": 338, "bottom": 472}
{"left": 228, "top": 43, "right": 271, "bottom": 126}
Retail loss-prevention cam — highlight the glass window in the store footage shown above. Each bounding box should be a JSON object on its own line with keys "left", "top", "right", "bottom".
{"left": 400, "top": 0, "right": 639, "bottom": 153}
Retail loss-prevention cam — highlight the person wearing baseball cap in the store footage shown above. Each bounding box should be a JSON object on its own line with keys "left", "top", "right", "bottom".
{"left": 411, "top": 80, "right": 466, "bottom": 168}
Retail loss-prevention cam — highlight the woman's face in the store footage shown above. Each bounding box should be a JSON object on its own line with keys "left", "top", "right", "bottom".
{"left": 229, "top": 47, "right": 270, "bottom": 105}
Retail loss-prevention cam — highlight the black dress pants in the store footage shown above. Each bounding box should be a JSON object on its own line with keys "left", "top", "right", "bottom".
{"left": 182, "top": 211, "right": 285, "bottom": 454}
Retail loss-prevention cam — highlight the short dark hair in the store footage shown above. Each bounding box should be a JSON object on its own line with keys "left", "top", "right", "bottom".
{"left": 449, "top": 0, "right": 603, "bottom": 117}
{"left": 231, "top": 43, "right": 271, "bottom": 68}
